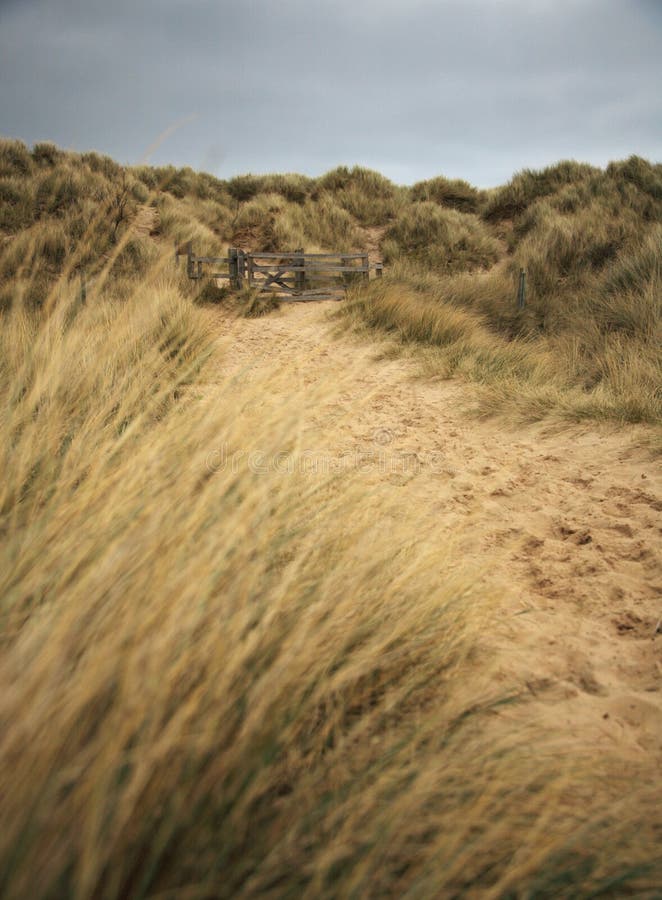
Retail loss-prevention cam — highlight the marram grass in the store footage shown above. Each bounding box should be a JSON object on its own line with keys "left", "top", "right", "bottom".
{"left": 0, "top": 258, "right": 659, "bottom": 897}
{"left": 0, "top": 140, "right": 661, "bottom": 896}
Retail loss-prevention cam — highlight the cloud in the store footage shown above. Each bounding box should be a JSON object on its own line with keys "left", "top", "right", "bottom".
{"left": 0, "top": 0, "right": 659, "bottom": 184}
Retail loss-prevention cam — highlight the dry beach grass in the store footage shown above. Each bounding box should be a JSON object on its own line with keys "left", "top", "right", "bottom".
{"left": 0, "top": 138, "right": 660, "bottom": 897}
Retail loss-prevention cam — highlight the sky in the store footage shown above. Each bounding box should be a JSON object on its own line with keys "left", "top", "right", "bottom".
{"left": 0, "top": 0, "right": 660, "bottom": 187}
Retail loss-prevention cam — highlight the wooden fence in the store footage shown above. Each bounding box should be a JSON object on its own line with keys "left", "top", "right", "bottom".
{"left": 175, "top": 242, "right": 383, "bottom": 299}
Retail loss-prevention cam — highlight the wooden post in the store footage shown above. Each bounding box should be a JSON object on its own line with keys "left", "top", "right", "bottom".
{"left": 342, "top": 256, "right": 359, "bottom": 287}
{"left": 186, "top": 241, "right": 193, "bottom": 279}
{"left": 197, "top": 259, "right": 203, "bottom": 280}
{"left": 375, "top": 263, "right": 383, "bottom": 278}
{"left": 362, "top": 254, "right": 369, "bottom": 282}
{"left": 228, "top": 248, "right": 238, "bottom": 290}
{"left": 247, "top": 254, "right": 254, "bottom": 288}
{"left": 237, "top": 250, "right": 245, "bottom": 290}
{"left": 174, "top": 240, "right": 179, "bottom": 268}
{"left": 294, "top": 247, "right": 305, "bottom": 293}
{"left": 517, "top": 268, "right": 526, "bottom": 309}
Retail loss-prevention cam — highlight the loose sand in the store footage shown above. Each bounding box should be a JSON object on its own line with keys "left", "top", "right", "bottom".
{"left": 209, "top": 298, "right": 661, "bottom": 771}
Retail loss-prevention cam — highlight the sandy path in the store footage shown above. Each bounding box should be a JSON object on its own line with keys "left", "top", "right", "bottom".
{"left": 210, "top": 300, "right": 661, "bottom": 767}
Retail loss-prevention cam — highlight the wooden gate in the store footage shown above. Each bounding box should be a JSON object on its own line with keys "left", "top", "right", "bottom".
{"left": 175, "top": 243, "right": 382, "bottom": 300}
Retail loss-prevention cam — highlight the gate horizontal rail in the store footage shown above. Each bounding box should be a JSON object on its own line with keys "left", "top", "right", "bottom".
{"left": 247, "top": 264, "right": 368, "bottom": 273}
{"left": 250, "top": 252, "right": 367, "bottom": 259}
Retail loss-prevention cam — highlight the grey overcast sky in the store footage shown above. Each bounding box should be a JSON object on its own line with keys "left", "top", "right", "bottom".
{"left": 0, "top": 0, "right": 660, "bottom": 186}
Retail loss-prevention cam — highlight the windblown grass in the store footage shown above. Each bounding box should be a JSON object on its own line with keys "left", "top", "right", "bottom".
{"left": 382, "top": 203, "right": 501, "bottom": 274}
{"left": 315, "top": 165, "right": 406, "bottom": 225}
{"left": 343, "top": 257, "right": 661, "bottom": 426}
{"left": 1, "top": 263, "right": 660, "bottom": 897}
{"left": 410, "top": 174, "right": 486, "bottom": 213}
{"left": 342, "top": 157, "right": 661, "bottom": 428}
{"left": 1, "top": 145, "right": 661, "bottom": 894}
{"left": 0, "top": 137, "right": 660, "bottom": 425}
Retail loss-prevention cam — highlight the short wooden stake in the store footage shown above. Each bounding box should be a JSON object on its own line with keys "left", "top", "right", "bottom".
{"left": 186, "top": 241, "right": 193, "bottom": 279}
{"left": 517, "top": 268, "right": 526, "bottom": 309}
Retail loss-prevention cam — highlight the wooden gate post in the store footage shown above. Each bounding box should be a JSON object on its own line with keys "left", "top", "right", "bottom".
{"left": 362, "top": 254, "right": 370, "bottom": 282}
{"left": 294, "top": 247, "right": 305, "bottom": 293}
{"left": 237, "top": 250, "right": 245, "bottom": 290}
{"left": 341, "top": 256, "right": 351, "bottom": 287}
{"left": 228, "top": 248, "right": 238, "bottom": 290}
